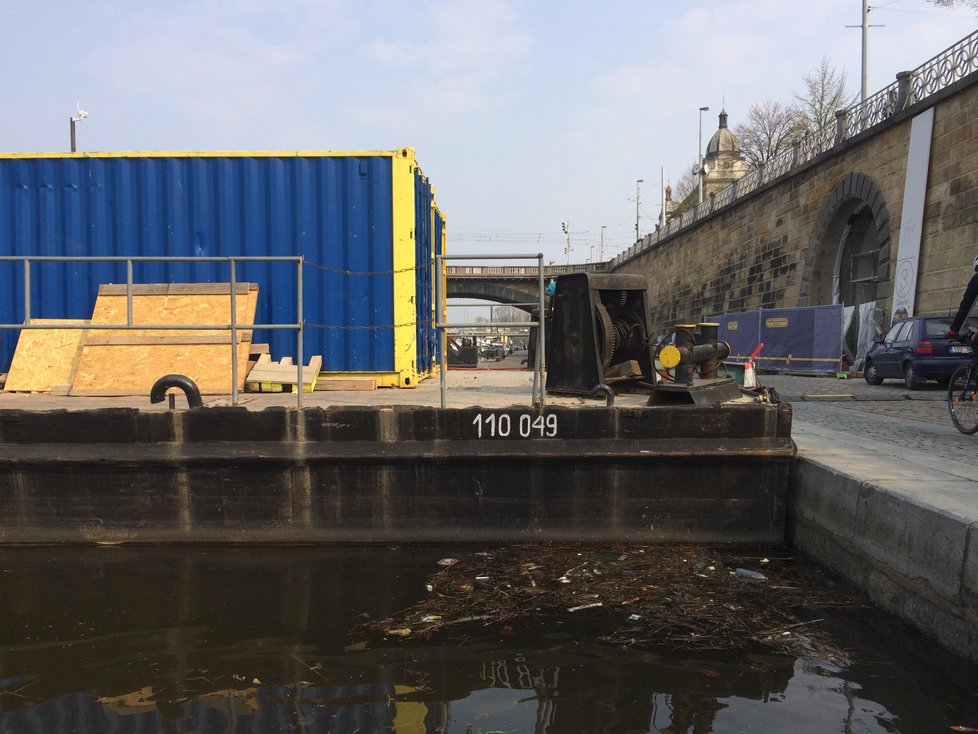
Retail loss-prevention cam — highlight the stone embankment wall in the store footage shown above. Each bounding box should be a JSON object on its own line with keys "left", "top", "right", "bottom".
{"left": 615, "top": 78, "right": 978, "bottom": 332}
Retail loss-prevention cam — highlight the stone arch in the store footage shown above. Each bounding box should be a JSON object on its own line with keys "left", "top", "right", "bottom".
{"left": 446, "top": 280, "right": 541, "bottom": 313}
{"left": 800, "top": 171, "right": 892, "bottom": 364}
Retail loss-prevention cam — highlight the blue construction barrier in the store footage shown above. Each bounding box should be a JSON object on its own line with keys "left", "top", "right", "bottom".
{"left": 710, "top": 305, "right": 844, "bottom": 373}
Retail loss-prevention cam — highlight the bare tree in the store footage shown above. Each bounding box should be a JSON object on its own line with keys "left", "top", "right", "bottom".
{"left": 929, "top": 0, "right": 978, "bottom": 8}
{"left": 794, "top": 56, "right": 853, "bottom": 134}
{"left": 673, "top": 168, "right": 696, "bottom": 203}
{"left": 491, "top": 305, "right": 530, "bottom": 323}
{"left": 733, "top": 100, "right": 803, "bottom": 170}
{"left": 730, "top": 58, "right": 850, "bottom": 171}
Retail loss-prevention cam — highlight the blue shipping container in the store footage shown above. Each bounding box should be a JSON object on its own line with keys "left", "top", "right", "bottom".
{"left": 0, "top": 149, "right": 445, "bottom": 386}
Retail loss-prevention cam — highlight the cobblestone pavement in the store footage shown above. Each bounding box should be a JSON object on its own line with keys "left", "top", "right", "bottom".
{"left": 761, "top": 372, "right": 978, "bottom": 468}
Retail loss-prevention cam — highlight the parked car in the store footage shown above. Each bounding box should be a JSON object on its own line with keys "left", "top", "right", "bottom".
{"left": 863, "top": 315, "right": 976, "bottom": 389}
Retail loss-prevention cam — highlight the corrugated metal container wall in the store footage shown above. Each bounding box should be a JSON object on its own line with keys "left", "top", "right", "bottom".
{"left": 0, "top": 149, "right": 443, "bottom": 386}
{"left": 426, "top": 200, "right": 446, "bottom": 375}
{"left": 413, "top": 167, "right": 444, "bottom": 377}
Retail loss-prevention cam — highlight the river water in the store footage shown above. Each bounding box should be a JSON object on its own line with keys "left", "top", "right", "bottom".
{"left": 0, "top": 545, "right": 974, "bottom": 734}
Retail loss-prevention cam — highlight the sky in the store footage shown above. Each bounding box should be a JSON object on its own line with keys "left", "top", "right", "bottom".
{"left": 2, "top": 0, "right": 976, "bottom": 269}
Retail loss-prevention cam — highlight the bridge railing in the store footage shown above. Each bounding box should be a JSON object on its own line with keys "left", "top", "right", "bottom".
{"left": 612, "top": 28, "right": 978, "bottom": 269}
{"left": 446, "top": 261, "right": 610, "bottom": 277}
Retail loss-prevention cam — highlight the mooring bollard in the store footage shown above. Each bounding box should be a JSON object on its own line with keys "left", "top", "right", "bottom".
{"left": 150, "top": 374, "right": 203, "bottom": 409}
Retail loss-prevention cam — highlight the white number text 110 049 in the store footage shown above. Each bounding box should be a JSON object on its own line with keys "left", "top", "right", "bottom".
{"left": 472, "top": 413, "right": 558, "bottom": 438}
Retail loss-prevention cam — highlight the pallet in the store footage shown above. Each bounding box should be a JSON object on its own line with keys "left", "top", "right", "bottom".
{"left": 245, "top": 354, "right": 323, "bottom": 393}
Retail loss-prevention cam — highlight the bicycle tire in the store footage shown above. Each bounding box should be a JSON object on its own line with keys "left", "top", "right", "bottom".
{"left": 947, "top": 363, "right": 978, "bottom": 434}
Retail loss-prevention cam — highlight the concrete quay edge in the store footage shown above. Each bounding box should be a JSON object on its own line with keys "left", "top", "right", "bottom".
{"left": 788, "top": 419, "right": 978, "bottom": 662}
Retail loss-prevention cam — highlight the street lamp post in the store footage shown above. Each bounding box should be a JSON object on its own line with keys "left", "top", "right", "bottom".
{"left": 69, "top": 104, "right": 88, "bottom": 153}
{"left": 635, "top": 179, "right": 643, "bottom": 240}
{"left": 697, "top": 106, "right": 709, "bottom": 204}
{"left": 599, "top": 225, "right": 606, "bottom": 261}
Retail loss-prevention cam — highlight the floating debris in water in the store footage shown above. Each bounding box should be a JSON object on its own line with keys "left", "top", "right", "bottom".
{"left": 355, "top": 543, "right": 861, "bottom": 662}
{"left": 735, "top": 568, "right": 767, "bottom": 582}
{"left": 567, "top": 602, "right": 603, "bottom": 613}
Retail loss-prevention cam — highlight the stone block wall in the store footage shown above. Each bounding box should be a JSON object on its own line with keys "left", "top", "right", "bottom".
{"left": 918, "top": 83, "right": 978, "bottom": 315}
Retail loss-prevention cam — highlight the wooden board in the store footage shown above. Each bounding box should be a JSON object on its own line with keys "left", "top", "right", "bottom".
{"left": 246, "top": 344, "right": 270, "bottom": 372}
{"left": 4, "top": 320, "right": 89, "bottom": 393}
{"left": 70, "top": 283, "right": 258, "bottom": 396}
{"left": 315, "top": 377, "right": 377, "bottom": 391}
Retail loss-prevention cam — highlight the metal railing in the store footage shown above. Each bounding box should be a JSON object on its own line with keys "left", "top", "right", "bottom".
{"left": 612, "top": 28, "right": 978, "bottom": 269}
{"left": 435, "top": 253, "right": 547, "bottom": 408}
{"left": 0, "top": 255, "right": 304, "bottom": 407}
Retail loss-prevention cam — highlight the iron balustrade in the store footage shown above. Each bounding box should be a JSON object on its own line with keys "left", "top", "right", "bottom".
{"left": 0, "top": 255, "right": 305, "bottom": 408}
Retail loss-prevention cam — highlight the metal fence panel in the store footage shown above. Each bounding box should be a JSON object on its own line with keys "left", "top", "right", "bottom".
{"left": 713, "top": 305, "right": 843, "bottom": 372}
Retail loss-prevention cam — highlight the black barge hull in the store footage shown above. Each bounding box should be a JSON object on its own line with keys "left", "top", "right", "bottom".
{"left": 0, "top": 402, "right": 794, "bottom": 545}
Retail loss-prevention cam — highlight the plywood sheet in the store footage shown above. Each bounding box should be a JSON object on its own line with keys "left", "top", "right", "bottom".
{"left": 70, "top": 283, "right": 258, "bottom": 396}
{"left": 4, "top": 320, "right": 89, "bottom": 393}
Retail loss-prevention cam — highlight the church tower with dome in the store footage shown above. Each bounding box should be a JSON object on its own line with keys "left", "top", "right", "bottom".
{"left": 669, "top": 109, "right": 749, "bottom": 220}
{"left": 703, "top": 109, "right": 749, "bottom": 195}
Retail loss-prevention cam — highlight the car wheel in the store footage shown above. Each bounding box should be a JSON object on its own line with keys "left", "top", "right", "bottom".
{"left": 904, "top": 362, "right": 925, "bottom": 390}
{"left": 863, "top": 360, "right": 883, "bottom": 385}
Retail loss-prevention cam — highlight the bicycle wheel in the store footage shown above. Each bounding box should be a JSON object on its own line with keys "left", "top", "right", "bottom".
{"left": 947, "top": 363, "right": 978, "bottom": 434}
